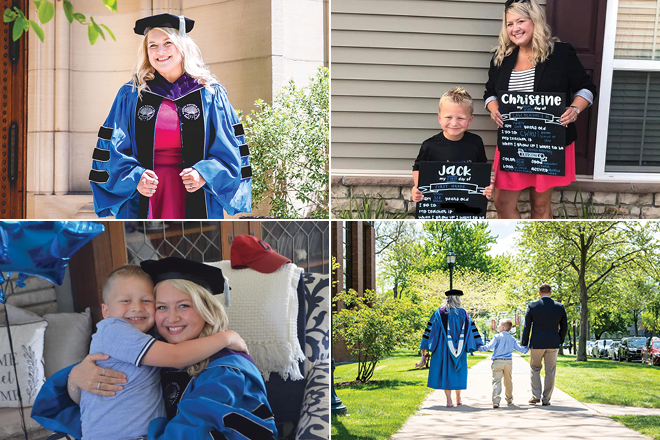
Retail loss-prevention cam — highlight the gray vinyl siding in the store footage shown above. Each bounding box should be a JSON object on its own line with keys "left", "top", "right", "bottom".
{"left": 331, "top": 0, "right": 546, "bottom": 174}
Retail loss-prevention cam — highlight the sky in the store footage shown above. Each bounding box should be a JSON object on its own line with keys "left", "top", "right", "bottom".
{"left": 485, "top": 221, "right": 521, "bottom": 257}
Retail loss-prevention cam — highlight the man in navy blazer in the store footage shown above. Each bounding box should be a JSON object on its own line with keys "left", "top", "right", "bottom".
{"left": 521, "top": 283, "right": 567, "bottom": 406}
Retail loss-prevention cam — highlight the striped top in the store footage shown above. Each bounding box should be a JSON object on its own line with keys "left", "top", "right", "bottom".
{"left": 508, "top": 67, "right": 535, "bottom": 92}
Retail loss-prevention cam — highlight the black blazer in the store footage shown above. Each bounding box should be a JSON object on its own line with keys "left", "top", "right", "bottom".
{"left": 521, "top": 296, "right": 568, "bottom": 349}
{"left": 484, "top": 42, "right": 597, "bottom": 146}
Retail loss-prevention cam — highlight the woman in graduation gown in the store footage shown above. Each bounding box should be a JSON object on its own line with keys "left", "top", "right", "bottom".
{"left": 32, "top": 258, "right": 276, "bottom": 440}
{"left": 420, "top": 289, "right": 484, "bottom": 407}
{"left": 90, "top": 14, "right": 251, "bottom": 219}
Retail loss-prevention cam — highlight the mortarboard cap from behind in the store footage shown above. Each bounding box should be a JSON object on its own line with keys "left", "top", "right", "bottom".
{"left": 445, "top": 289, "right": 464, "bottom": 296}
{"left": 140, "top": 257, "right": 224, "bottom": 294}
{"left": 134, "top": 13, "right": 194, "bottom": 36}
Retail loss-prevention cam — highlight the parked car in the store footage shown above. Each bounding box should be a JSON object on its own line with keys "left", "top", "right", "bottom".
{"left": 618, "top": 337, "right": 647, "bottom": 362}
{"left": 608, "top": 341, "right": 620, "bottom": 360}
{"left": 592, "top": 339, "right": 613, "bottom": 358}
{"left": 642, "top": 337, "right": 660, "bottom": 366}
{"left": 586, "top": 341, "right": 595, "bottom": 356}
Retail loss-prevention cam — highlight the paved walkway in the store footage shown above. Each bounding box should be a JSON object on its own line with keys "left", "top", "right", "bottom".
{"left": 391, "top": 354, "right": 651, "bottom": 440}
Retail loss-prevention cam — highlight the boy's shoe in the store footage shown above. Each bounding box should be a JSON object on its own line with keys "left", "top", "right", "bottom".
{"left": 542, "top": 401, "right": 551, "bottom": 406}
{"left": 529, "top": 398, "right": 540, "bottom": 404}
{"left": 506, "top": 399, "right": 513, "bottom": 404}
{"left": 493, "top": 404, "right": 499, "bottom": 408}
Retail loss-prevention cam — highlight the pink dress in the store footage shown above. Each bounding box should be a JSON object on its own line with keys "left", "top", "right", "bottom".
{"left": 492, "top": 142, "right": 576, "bottom": 193}
{"left": 148, "top": 100, "right": 186, "bottom": 219}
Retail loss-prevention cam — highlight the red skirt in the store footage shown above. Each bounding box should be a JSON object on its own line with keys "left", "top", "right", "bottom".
{"left": 493, "top": 142, "right": 576, "bottom": 193}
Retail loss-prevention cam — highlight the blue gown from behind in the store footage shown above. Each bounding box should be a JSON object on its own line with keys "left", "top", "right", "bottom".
{"left": 419, "top": 307, "right": 483, "bottom": 390}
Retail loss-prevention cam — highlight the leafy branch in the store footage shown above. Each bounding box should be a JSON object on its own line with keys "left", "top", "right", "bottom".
{"left": 3, "top": 0, "right": 117, "bottom": 44}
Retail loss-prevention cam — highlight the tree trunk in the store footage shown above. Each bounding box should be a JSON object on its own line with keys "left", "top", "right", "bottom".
{"left": 578, "top": 262, "right": 589, "bottom": 361}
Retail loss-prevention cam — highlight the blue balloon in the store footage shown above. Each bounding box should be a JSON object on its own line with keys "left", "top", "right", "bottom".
{"left": 0, "top": 226, "right": 10, "bottom": 265}
{"left": 0, "top": 221, "right": 105, "bottom": 286}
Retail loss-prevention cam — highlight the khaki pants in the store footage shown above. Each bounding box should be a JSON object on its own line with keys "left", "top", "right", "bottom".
{"left": 491, "top": 359, "right": 513, "bottom": 405}
{"left": 529, "top": 348, "right": 558, "bottom": 404}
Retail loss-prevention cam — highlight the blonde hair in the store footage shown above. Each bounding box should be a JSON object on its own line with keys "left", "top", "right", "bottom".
{"left": 499, "top": 319, "right": 513, "bottom": 331}
{"left": 438, "top": 87, "right": 474, "bottom": 116}
{"left": 102, "top": 265, "right": 153, "bottom": 304}
{"left": 441, "top": 294, "right": 462, "bottom": 312}
{"left": 492, "top": 0, "right": 558, "bottom": 67}
{"left": 132, "top": 27, "right": 220, "bottom": 98}
{"left": 155, "top": 279, "right": 228, "bottom": 377}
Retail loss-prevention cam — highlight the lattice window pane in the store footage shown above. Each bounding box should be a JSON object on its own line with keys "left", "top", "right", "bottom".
{"left": 125, "top": 222, "right": 222, "bottom": 264}
{"left": 261, "top": 221, "right": 329, "bottom": 274}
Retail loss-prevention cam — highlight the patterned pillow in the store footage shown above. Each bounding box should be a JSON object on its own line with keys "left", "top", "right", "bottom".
{"left": 295, "top": 359, "right": 329, "bottom": 440}
{"left": 0, "top": 304, "right": 47, "bottom": 408}
{"left": 302, "top": 273, "right": 329, "bottom": 372}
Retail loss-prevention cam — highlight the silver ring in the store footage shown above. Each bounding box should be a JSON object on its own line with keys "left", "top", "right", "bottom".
{"left": 189, "top": 183, "right": 193, "bottom": 189}
{"left": 150, "top": 188, "right": 154, "bottom": 193}
{"left": 101, "top": 368, "right": 106, "bottom": 376}
{"left": 97, "top": 382, "right": 102, "bottom": 390}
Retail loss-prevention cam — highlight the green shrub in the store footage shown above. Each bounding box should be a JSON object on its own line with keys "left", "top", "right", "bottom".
{"left": 242, "top": 67, "right": 329, "bottom": 218}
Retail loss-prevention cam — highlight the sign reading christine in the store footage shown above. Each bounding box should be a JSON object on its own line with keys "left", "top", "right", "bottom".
{"left": 497, "top": 91, "right": 566, "bottom": 176}
{"left": 416, "top": 161, "right": 491, "bottom": 219}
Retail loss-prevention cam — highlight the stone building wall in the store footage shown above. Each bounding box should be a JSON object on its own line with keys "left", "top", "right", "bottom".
{"left": 331, "top": 176, "right": 660, "bottom": 219}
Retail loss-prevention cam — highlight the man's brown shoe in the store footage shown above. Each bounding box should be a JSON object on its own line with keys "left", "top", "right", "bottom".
{"left": 542, "top": 401, "right": 551, "bottom": 406}
{"left": 529, "top": 398, "right": 540, "bottom": 404}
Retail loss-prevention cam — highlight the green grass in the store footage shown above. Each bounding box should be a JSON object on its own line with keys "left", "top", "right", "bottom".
{"left": 611, "top": 416, "right": 660, "bottom": 440}
{"left": 549, "top": 355, "right": 660, "bottom": 407}
{"left": 331, "top": 349, "right": 488, "bottom": 440}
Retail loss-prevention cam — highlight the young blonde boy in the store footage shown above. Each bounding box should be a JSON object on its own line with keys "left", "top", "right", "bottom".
{"left": 76, "top": 265, "right": 246, "bottom": 440}
{"left": 412, "top": 87, "right": 494, "bottom": 202}
{"left": 479, "top": 318, "right": 528, "bottom": 408}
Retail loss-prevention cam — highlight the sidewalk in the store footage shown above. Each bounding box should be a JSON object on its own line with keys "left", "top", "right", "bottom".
{"left": 391, "top": 354, "right": 650, "bottom": 440}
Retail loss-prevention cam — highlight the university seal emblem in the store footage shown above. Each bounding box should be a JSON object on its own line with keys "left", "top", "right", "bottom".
{"left": 138, "top": 105, "right": 156, "bottom": 121}
{"left": 182, "top": 104, "right": 201, "bottom": 120}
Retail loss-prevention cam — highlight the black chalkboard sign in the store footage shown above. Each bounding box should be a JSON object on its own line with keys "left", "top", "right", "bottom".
{"left": 415, "top": 162, "right": 491, "bottom": 219}
{"left": 497, "top": 91, "right": 566, "bottom": 176}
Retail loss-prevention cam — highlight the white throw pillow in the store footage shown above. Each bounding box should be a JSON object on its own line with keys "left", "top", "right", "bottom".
{"left": 0, "top": 305, "right": 47, "bottom": 408}
{"left": 208, "top": 261, "right": 305, "bottom": 381}
{"left": 43, "top": 308, "right": 92, "bottom": 378}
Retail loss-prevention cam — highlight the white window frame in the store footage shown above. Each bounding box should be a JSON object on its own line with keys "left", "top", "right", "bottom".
{"left": 593, "top": 0, "right": 660, "bottom": 182}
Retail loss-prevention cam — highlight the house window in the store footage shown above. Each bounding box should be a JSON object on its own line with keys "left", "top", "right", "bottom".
{"left": 125, "top": 222, "right": 222, "bottom": 263}
{"left": 261, "top": 221, "right": 329, "bottom": 274}
{"left": 594, "top": 0, "right": 660, "bottom": 180}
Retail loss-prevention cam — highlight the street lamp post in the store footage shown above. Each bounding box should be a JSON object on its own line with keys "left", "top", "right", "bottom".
{"left": 447, "top": 250, "right": 456, "bottom": 290}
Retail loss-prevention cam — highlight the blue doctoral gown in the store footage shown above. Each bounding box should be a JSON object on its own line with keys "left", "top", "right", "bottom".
{"left": 89, "top": 80, "right": 251, "bottom": 219}
{"left": 419, "top": 307, "right": 483, "bottom": 390}
{"left": 31, "top": 351, "right": 277, "bottom": 440}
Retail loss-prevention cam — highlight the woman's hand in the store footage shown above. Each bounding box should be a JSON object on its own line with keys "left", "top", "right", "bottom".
{"left": 180, "top": 168, "right": 206, "bottom": 193}
{"left": 412, "top": 186, "right": 424, "bottom": 203}
{"left": 224, "top": 330, "right": 249, "bottom": 355}
{"left": 483, "top": 178, "right": 495, "bottom": 200}
{"left": 560, "top": 106, "right": 580, "bottom": 127}
{"left": 487, "top": 100, "right": 503, "bottom": 128}
{"left": 70, "top": 353, "right": 127, "bottom": 397}
{"left": 137, "top": 170, "right": 159, "bottom": 197}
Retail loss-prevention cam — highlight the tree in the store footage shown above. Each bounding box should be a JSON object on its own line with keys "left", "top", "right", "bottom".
{"left": 375, "top": 221, "right": 423, "bottom": 298}
{"left": 332, "top": 289, "right": 399, "bottom": 382}
{"left": 242, "top": 67, "right": 329, "bottom": 218}
{"left": 4, "top": 0, "right": 117, "bottom": 44}
{"left": 516, "top": 221, "right": 660, "bottom": 361}
{"left": 641, "top": 287, "right": 660, "bottom": 336}
{"left": 417, "top": 222, "right": 502, "bottom": 275}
